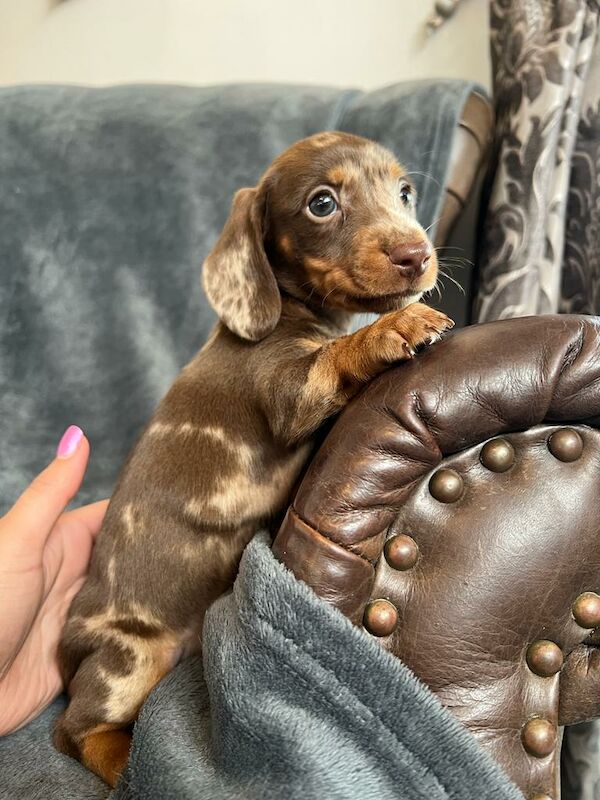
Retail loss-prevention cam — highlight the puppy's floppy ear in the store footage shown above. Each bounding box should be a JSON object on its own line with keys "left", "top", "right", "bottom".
{"left": 202, "top": 187, "right": 281, "bottom": 341}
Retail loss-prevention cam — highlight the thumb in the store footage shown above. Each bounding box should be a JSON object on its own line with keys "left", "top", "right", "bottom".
{"left": 2, "top": 426, "right": 90, "bottom": 549}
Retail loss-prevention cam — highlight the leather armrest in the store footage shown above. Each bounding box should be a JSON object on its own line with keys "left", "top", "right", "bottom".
{"left": 273, "top": 315, "right": 600, "bottom": 799}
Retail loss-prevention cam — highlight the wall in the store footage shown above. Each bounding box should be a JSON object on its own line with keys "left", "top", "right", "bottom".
{"left": 0, "top": 0, "right": 490, "bottom": 90}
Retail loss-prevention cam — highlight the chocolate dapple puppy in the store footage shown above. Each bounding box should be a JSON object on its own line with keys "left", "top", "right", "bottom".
{"left": 54, "top": 131, "right": 453, "bottom": 786}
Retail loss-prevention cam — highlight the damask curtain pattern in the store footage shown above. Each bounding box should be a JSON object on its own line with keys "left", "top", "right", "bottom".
{"left": 474, "top": 0, "right": 600, "bottom": 322}
{"left": 561, "top": 30, "right": 600, "bottom": 313}
{"left": 475, "top": 2, "right": 600, "bottom": 797}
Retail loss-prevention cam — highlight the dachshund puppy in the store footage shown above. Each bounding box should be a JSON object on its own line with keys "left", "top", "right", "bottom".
{"left": 54, "top": 131, "right": 453, "bottom": 786}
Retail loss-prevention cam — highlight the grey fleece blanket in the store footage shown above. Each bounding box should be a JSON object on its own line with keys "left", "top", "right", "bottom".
{"left": 0, "top": 82, "right": 518, "bottom": 799}
{"left": 1, "top": 535, "right": 522, "bottom": 800}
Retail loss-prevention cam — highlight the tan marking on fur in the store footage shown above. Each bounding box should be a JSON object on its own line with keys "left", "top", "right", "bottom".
{"left": 304, "top": 256, "right": 359, "bottom": 302}
{"left": 215, "top": 237, "right": 260, "bottom": 340}
{"left": 98, "top": 635, "right": 176, "bottom": 723}
{"left": 148, "top": 421, "right": 171, "bottom": 436}
{"left": 177, "top": 530, "right": 251, "bottom": 574}
{"left": 327, "top": 148, "right": 406, "bottom": 208}
{"left": 310, "top": 132, "right": 343, "bottom": 149}
{"left": 80, "top": 727, "right": 131, "bottom": 788}
{"left": 122, "top": 504, "right": 136, "bottom": 539}
{"left": 148, "top": 421, "right": 204, "bottom": 437}
{"left": 305, "top": 353, "right": 342, "bottom": 401}
{"left": 337, "top": 161, "right": 363, "bottom": 186}
{"left": 78, "top": 607, "right": 176, "bottom": 724}
{"left": 304, "top": 255, "right": 330, "bottom": 274}
{"left": 201, "top": 425, "right": 255, "bottom": 464}
{"left": 296, "top": 337, "right": 323, "bottom": 354}
{"left": 185, "top": 445, "right": 310, "bottom": 523}
{"left": 279, "top": 234, "right": 293, "bottom": 257}
{"left": 309, "top": 264, "right": 360, "bottom": 299}
{"left": 107, "top": 556, "right": 117, "bottom": 587}
{"left": 126, "top": 603, "right": 166, "bottom": 629}
{"left": 82, "top": 605, "right": 164, "bottom": 637}
{"left": 326, "top": 166, "right": 347, "bottom": 185}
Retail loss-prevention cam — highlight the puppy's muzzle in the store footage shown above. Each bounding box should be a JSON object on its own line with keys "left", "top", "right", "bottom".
{"left": 388, "top": 241, "right": 432, "bottom": 280}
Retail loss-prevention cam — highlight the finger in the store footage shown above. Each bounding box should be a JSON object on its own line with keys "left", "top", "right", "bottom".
{"left": 60, "top": 499, "right": 109, "bottom": 539}
{"left": 1, "top": 426, "right": 90, "bottom": 549}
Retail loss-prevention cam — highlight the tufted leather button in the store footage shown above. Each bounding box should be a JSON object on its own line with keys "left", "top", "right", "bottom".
{"left": 526, "top": 640, "right": 563, "bottom": 677}
{"left": 480, "top": 438, "right": 515, "bottom": 472}
{"left": 548, "top": 428, "right": 583, "bottom": 462}
{"left": 428, "top": 468, "right": 464, "bottom": 503}
{"left": 363, "top": 599, "right": 398, "bottom": 637}
{"left": 384, "top": 534, "right": 419, "bottom": 571}
{"left": 572, "top": 591, "right": 600, "bottom": 628}
{"left": 521, "top": 718, "right": 557, "bottom": 758}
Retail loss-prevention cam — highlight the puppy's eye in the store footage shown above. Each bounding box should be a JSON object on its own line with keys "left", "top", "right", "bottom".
{"left": 307, "top": 191, "right": 338, "bottom": 218}
{"left": 399, "top": 183, "right": 414, "bottom": 206}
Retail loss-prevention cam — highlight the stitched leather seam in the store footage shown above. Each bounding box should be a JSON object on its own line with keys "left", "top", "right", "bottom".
{"left": 290, "top": 505, "right": 376, "bottom": 568}
{"left": 559, "top": 326, "right": 586, "bottom": 375}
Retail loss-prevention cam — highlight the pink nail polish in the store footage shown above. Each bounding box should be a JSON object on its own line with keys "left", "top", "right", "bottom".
{"left": 56, "top": 425, "right": 84, "bottom": 459}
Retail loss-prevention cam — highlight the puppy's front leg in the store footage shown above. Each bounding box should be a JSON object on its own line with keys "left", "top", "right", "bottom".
{"left": 287, "top": 303, "right": 453, "bottom": 443}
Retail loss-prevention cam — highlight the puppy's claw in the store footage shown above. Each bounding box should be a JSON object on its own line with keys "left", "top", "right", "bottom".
{"left": 424, "top": 322, "right": 452, "bottom": 345}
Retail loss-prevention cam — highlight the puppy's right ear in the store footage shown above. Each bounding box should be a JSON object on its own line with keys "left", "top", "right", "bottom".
{"left": 202, "top": 187, "right": 281, "bottom": 341}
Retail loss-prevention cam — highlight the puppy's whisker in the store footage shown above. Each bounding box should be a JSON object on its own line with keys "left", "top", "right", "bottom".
{"left": 438, "top": 261, "right": 469, "bottom": 273}
{"left": 427, "top": 281, "right": 442, "bottom": 301}
{"left": 424, "top": 216, "right": 443, "bottom": 234}
{"left": 437, "top": 255, "right": 473, "bottom": 268}
{"left": 438, "top": 269, "right": 466, "bottom": 295}
{"left": 320, "top": 285, "right": 339, "bottom": 307}
{"left": 404, "top": 170, "right": 441, "bottom": 189}
{"left": 298, "top": 278, "right": 319, "bottom": 304}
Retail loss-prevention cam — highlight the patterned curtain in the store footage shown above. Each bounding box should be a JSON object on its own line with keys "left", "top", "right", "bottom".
{"left": 476, "top": 2, "right": 600, "bottom": 797}
{"left": 474, "top": 0, "right": 600, "bottom": 322}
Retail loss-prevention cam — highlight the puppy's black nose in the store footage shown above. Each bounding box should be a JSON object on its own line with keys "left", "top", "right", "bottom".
{"left": 389, "top": 241, "right": 432, "bottom": 278}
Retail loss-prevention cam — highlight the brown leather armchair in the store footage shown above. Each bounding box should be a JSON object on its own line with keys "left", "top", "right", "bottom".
{"left": 273, "top": 314, "right": 600, "bottom": 800}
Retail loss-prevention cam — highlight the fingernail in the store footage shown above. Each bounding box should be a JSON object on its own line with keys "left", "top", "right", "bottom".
{"left": 56, "top": 425, "right": 84, "bottom": 459}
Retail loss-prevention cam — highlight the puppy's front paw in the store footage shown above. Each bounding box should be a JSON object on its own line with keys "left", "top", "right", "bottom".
{"left": 374, "top": 304, "right": 454, "bottom": 363}
{"left": 393, "top": 303, "right": 454, "bottom": 348}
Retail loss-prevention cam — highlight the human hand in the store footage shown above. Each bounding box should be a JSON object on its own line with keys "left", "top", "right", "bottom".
{"left": 0, "top": 426, "right": 108, "bottom": 735}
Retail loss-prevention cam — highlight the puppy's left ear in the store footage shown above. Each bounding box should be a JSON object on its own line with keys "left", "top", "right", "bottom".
{"left": 202, "top": 187, "right": 281, "bottom": 341}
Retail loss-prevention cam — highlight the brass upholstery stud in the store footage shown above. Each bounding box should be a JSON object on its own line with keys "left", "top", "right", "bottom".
{"left": 480, "top": 438, "right": 515, "bottom": 473}
{"left": 526, "top": 640, "right": 564, "bottom": 677}
{"left": 521, "top": 718, "right": 557, "bottom": 758}
{"left": 363, "top": 599, "right": 398, "bottom": 637}
{"left": 384, "top": 535, "right": 419, "bottom": 571}
{"left": 572, "top": 591, "right": 600, "bottom": 628}
{"left": 548, "top": 428, "right": 583, "bottom": 462}
{"left": 429, "top": 469, "right": 464, "bottom": 503}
